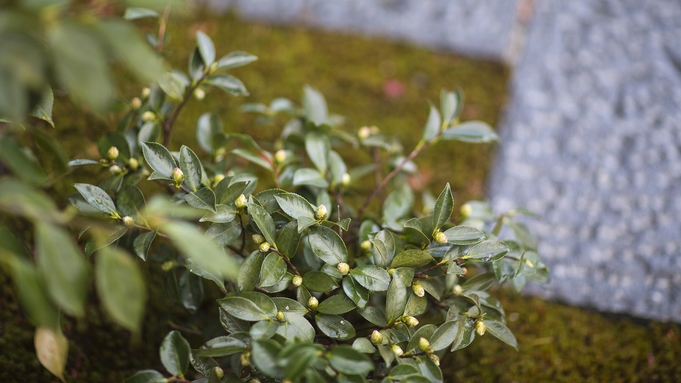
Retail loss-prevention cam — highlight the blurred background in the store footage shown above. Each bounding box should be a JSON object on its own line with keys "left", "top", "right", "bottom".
{"left": 2, "top": 0, "right": 681, "bottom": 381}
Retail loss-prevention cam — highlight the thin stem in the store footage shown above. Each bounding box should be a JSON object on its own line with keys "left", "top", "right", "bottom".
{"left": 272, "top": 248, "right": 300, "bottom": 276}
{"left": 414, "top": 262, "right": 447, "bottom": 279}
{"left": 168, "top": 321, "right": 202, "bottom": 335}
{"left": 156, "top": 5, "right": 171, "bottom": 53}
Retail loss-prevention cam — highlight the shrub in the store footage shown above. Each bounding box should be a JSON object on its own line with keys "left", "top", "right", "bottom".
{"left": 0, "top": 3, "right": 548, "bottom": 382}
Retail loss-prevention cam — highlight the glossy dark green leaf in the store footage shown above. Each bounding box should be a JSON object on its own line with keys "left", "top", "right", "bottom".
{"left": 328, "top": 346, "right": 373, "bottom": 375}
{"left": 160, "top": 330, "right": 190, "bottom": 376}
{"left": 185, "top": 188, "right": 216, "bottom": 212}
{"left": 317, "top": 294, "right": 356, "bottom": 314}
{"left": 195, "top": 335, "right": 247, "bottom": 357}
{"left": 420, "top": 104, "right": 441, "bottom": 143}
{"left": 350, "top": 265, "right": 391, "bottom": 292}
{"left": 251, "top": 320, "right": 280, "bottom": 340}
{"left": 124, "top": 370, "right": 166, "bottom": 383}
{"left": 116, "top": 185, "right": 146, "bottom": 218}
{"left": 297, "top": 216, "right": 317, "bottom": 233}
{"left": 302, "top": 85, "right": 328, "bottom": 126}
{"left": 358, "top": 307, "right": 387, "bottom": 327}
{"left": 189, "top": 350, "right": 218, "bottom": 377}
{"left": 382, "top": 183, "right": 413, "bottom": 223}
{"left": 36, "top": 222, "right": 88, "bottom": 316}
{"left": 406, "top": 324, "right": 436, "bottom": 353}
{"left": 302, "top": 271, "right": 337, "bottom": 293}
{"left": 485, "top": 319, "right": 518, "bottom": 350}
{"left": 142, "top": 142, "right": 176, "bottom": 178}
{"left": 219, "top": 292, "right": 276, "bottom": 321}
{"left": 252, "top": 340, "right": 285, "bottom": 379}
{"left": 443, "top": 225, "right": 485, "bottom": 245}
{"left": 68, "top": 159, "right": 100, "bottom": 167}
{"left": 352, "top": 338, "right": 377, "bottom": 354}
{"left": 450, "top": 319, "right": 476, "bottom": 352}
{"left": 275, "top": 193, "right": 315, "bottom": 219}
{"left": 196, "top": 31, "right": 215, "bottom": 65}
{"left": 293, "top": 168, "right": 329, "bottom": 188}
{"left": 463, "top": 240, "right": 509, "bottom": 262}
{"left": 389, "top": 364, "right": 420, "bottom": 379}
{"left": 432, "top": 183, "right": 453, "bottom": 231}
{"left": 315, "top": 314, "right": 355, "bottom": 340}
{"left": 84, "top": 226, "right": 127, "bottom": 258}
{"left": 342, "top": 276, "right": 369, "bottom": 310}
{"left": 200, "top": 204, "right": 236, "bottom": 223}
{"left": 96, "top": 248, "right": 145, "bottom": 332}
{"left": 390, "top": 249, "right": 434, "bottom": 269}
{"left": 178, "top": 269, "right": 203, "bottom": 313}
{"left": 179, "top": 145, "right": 203, "bottom": 192}
{"left": 219, "top": 308, "right": 249, "bottom": 334}
{"left": 0, "top": 137, "right": 47, "bottom": 185}
{"left": 385, "top": 272, "right": 407, "bottom": 324}
{"left": 196, "top": 113, "right": 223, "bottom": 154}
{"left": 441, "top": 121, "right": 499, "bottom": 143}
{"left": 205, "top": 220, "right": 241, "bottom": 246}
{"left": 133, "top": 231, "right": 156, "bottom": 261}
{"left": 273, "top": 297, "right": 307, "bottom": 314}
{"left": 217, "top": 180, "right": 250, "bottom": 205}
{"left": 74, "top": 183, "right": 117, "bottom": 216}
{"left": 328, "top": 150, "right": 347, "bottom": 186}
{"left": 277, "top": 220, "right": 301, "bottom": 259}
{"left": 216, "top": 51, "right": 258, "bottom": 70}
{"left": 207, "top": 74, "right": 248, "bottom": 96}
{"left": 31, "top": 87, "right": 55, "bottom": 128}
{"left": 248, "top": 200, "right": 277, "bottom": 247}
{"left": 305, "top": 131, "right": 330, "bottom": 173}
{"left": 308, "top": 225, "right": 348, "bottom": 265}
{"left": 158, "top": 71, "right": 186, "bottom": 101}
{"left": 429, "top": 320, "right": 462, "bottom": 351}
{"left": 404, "top": 294, "right": 427, "bottom": 317}
{"left": 259, "top": 253, "right": 287, "bottom": 287}
{"left": 371, "top": 229, "right": 397, "bottom": 268}
{"left": 415, "top": 357, "right": 443, "bottom": 383}
{"left": 276, "top": 312, "right": 315, "bottom": 343}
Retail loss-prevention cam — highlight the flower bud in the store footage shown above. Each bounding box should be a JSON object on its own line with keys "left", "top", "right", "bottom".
{"left": 314, "top": 204, "right": 328, "bottom": 220}
{"left": 194, "top": 88, "right": 206, "bottom": 100}
{"left": 109, "top": 165, "right": 123, "bottom": 175}
{"left": 252, "top": 234, "right": 265, "bottom": 244}
{"left": 358, "top": 126, "right": 371, "bottom": 140}
{"left": 433, "top": 230, "right": 448, "bottom": 245}
{"left": 274, "top": 149, "right": 287, "bottom": 164}
{"left": 476, "top": 320, "right": 486, "bottom": 336}
{"left": 453, "top": 284, "right": 463, "bottom": 296}
{"left": 161, "top": 261, "right": 175, "bottom": 271}
{"left": 214, "top": 366, "right": 224, "bottom": 379}
{"left": 292, "top": 275, "right": 303, "bottom": 287}
{"left": 122, "top": 216, "right": 134, "bottom": 227}
{"left": 460, "top": 203, "right": 472, "bottom": 217}
{"left": 418, "top": 337, "right": 431, "bottom": 352}
{"left": 307, "top": 296, "right": 319, "bottom": 310}
{"left": 391, "top": 344, "right": 404, "bottom": 357}
{"left": 240, "top": 350, "right": 250, "bottom": 367}
{"left": 141, "top": 87, "right": 151, "bottom": 98}
{"left": 412, "top": 282, "right": 425, "bottom": 298}
{"left": 360, "top": 240, "right": 372, "bottom": 251}
{"left": 370, "top": 126, "right": 380, "bottom": 134}
{"left": 141, "top": 111, "right": 156, "bottom": 122}
{"left": 459, "top": 267, "right": 468, "bottom": 277}
{"left": 259, "top": 242, "right": 271, "bottom": 253}
{"left": 341, "top": 173, "right": 351, "bottom": 186}
{"left": 212, "top": 174, "right": 225, "bottom": 186}
{"left": 172, "top": 167, "right": 184, "bottom": 186}
{"left": 337, "top": 262, "right": 350, "bottom": 276}
{"left": 128, "top": 157, "right": 139, "bottom": 170}
{"left": 131, "top": 97, "right": 142, "bottom": 110}
{"left": 405, "top": 316, "right": 419, "bottom": 327}
{"left": 370, "top": 330, "right": 383, "bottom": 345}
{"left": 107, "top": 146, "right": 119, "bottom": 161}
{"left": 428, "top": 353, "right": 440, "bottom": 366}
{"left": 235, "top": 194, "right": 248, "bottom": 209}
{"left": 388, "top": 268, "right": 396, "bottom": 276}
{"left": 276, "top": 311, "right": 285, "bottom": 322}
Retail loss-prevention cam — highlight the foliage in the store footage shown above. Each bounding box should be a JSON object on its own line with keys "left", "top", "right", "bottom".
{"left": 0, "top": 3, "right": 549, "bottom": 382}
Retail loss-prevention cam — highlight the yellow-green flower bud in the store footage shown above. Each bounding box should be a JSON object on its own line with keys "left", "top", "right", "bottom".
{"left": 141, "top": 87, "right": 151, "bottom": 98}
{"left": 405, "top": 316, "right": 419, "bottom": 327}
{"left": 128, "top": 157, "right": 139, "bottom": 170}
{"left": 252, "top": 234, "right": 265, "bottom": 244}
{"left": 358, "top": 126, "right": 371, "bottom": 140}
{"left": 240, "top": 350, "right": 250, "bottom": 367}
{"left": 391, "top": 344, "right": 404, "bottom": 357}
{"left": 292, "top": 275, "right": 303, "bottom": 287}
{"left": 428, "top": 353, "right": 440, "bottom": 366}
{"left": 122, "top": 216, "right": 134, "bottom": 227}
{"left": 131, "top": 97, "right": 142, "bottom": 110}
{"left": 460, "top": 203, "right": 472, "bottom": 217}
{"left": 214, "top": 366, "right": 224, "bottom": 379}
{"left": 276, "top": 311, "right": 285, "bottom": 322}
{"left": 172, "top": 167, "right": 184, "bottom": 186}
{"left": 212, "top": 174, "right": 225, "bottom": 186}
{"left": 360, "top": 240, "right": 372, "bottom": 251}
{"left": 141, "top": 111, "right": 156, "bottom": 122}
{"left": 433, "top": 230, "right": 448, "bottom": 245}
{"left": 341, "top": 173, "right": 351, "bottom": 186}
{"left": 418, "top": 337, "right": 431, "bottom": 352}
{"left": 315, "top": 204, "right": 328, "bottom": 220}
{"left": 194, "top": 88, "right": 206, "bottom": 100}
{"left": 412, "top": 282, "right": 425, "bottom": 298}
{"left": 107, "top": 146, "right": 119, "bottom": 161}
{"left": 307, "top": 296, "right": 319, "bottom": 310}
{"left": 453, "top": 284, "right": 463, "bottom": 296}
{"left": 274, "top": 149, "right": 287, "bottom": 164}
{"left": 476, "top": 320, "right": 486, "bottom": 336}
{"left": 109, "top": 165, "right": 123, "bottom": 175}
{"left": 388, "top": 268, "right": 396, "bottom": 276}
{"left": 259, "top": 242, "right": 270, "bottom": 253}
{"left": 235, "top": 194, "right": 248, "bottom": 209}
{"left": 370, "top": 330, "right": 383, "bottom": 345}
{"left": 161, "top": 261, "right": 175, "bottom": 271}
{"left": 337, "top": 262, "right": 350, "bottom": 276}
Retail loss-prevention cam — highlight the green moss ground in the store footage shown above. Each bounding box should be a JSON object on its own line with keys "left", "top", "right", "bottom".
{"left": 2, "top": 11, "right": 680, "bottom": 383}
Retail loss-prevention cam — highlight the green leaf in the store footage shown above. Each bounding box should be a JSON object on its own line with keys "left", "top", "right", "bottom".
{"left": 259, "top": 253, "right": 287, "bottom": 287}
{"left": 305, "top": 131, "right": 330, "bottom": 173}
{"left": 328, "top": 150, "right": 347, "bottom": 186}
{"left": 317, "top": 294, "right": 356, "bottom": 314}
{"left": 443, "top": 225, "right": 485, "bottom": 245}
{"left": 6, "top": 256, "right": 59, "bottom": 329}
{"left": 218, "top": 293, "right": 276, "bottom": 321}
{"left": 372, "top": 230, "right": 397, "bottom": 268}
{"left": 421, "top": 104, "right": 441, "bottom": 142}
{"left": 164, "top": 221, "right": 238, "bottom": 281}
{"left": 389, "top": 364, "right": 420, "bottom": 379}
{"left": 0, "top": 137, "right": 47, "bottom": 185}
{"left": 485, "top": 319, "right": 518, "bottom": 350}
{"left": 297, "top": 216, "right": 317, "bottom": 233}
{"left": 248, "top": 200, "right": 277, "bottom": 247}
{"left": 124, "top": 370, "right": 166, "bottom": 383}
{"left": 158, "top": 71, "right": 186, "bottom": 101}
{"left": 73, "top": 183, "right": 117, "bottom": 216}
{"left": 277, "top": 220, "right": 302, "bottom": 258}
{"left": 117, "top": 185, "right": 146, "bottom": 218}
{"left": 189, "top": 350, "right": 218, "bottom": 377}
{"left": 34, "top": 327, "right": 68, "bottom": 383}
{"left": 196, "top": 336, "right": 247, "bottom": 357}
{"left": 308, "top": 225, "right": 348, "bottom": 265}
{"left": 329, "top": 346, "right": 373, "bottom": 375}
{"left": 216, "top": 51, "right": 258, "bottom": 70}
{"left": 385, "top": 272, "right": 407, "bottom": 324}
{"left": 302, "top": 85, "right": 328, "bottom": 126}
{"left": 441, "top": 121, "right": 499, "bottom": 143}
{"left": 68, "top": 159, "right": 100, "bottom": 167}
{"left": 432, "top": 183, "right": 453, "bottom": 231}
{"left": 133, "top": 231, "right": 156, "bottom": 261}
{"left": 342, "top": 276, "right": 369, "bottom": 310}
{"left": 200, "top": 204, "right": 236, "bottom": 223}
{"left": 196, "top": 31, "right": 215, "bottom": 65}
{"left": 178, "top": 269, "right": 204, "bottom": 313}
{"left": 238, "top": 251, "right": 264, "bottom": 292}
{"left": 463, "top": 239, "right": 509, "bottom": 262}
{"left": 350, "top": 265, "right": 391, "bottom": 292}
{"left": 179, "top": 145, "right": 204, "bottom": 192}
{"left": 217, "top": 180, "right": 250, "bottom": 205}
{"left": 404, "top": 294, "right": 427, "bottom": 317}
{"left": 251, "top": 340, "right": 284, "bottom": 378}
{"left": 96, "top": 248, "right": 146, "bottom": 332}
{"left": 382, "top": 183, "right": 413, "bottom": 223}
{"left": 48, "top": 21, "right": 113, "bottom": 111}
{"left": 184, "top": 188, "right": 216, "bottom": 212}
{"left": 254, "top": 188, "right": 286, "bottom": 213}
{"left": 315, "top": 314, "right": 355, "bottom": 340}
{"left": 293, "top": 168, "right": 329, "bottom": 188}
{"left": 232, "top": 148, "right": 272, "bottom": 170}
{"left": 352, "top": 338, "right": 377, "bottom": 354}
{"left": 275, "top": 193, "right": 316, "bottom": 219}
{"left": 31, "top": 87, "right": 55, "bottom": 128}
{"left": 302, "top": 271, "right": 337, "bottom": 293}
{"left": 276, "top": 312, "right": 315, "bottom": 343}
{"left": 98, "top": 20, "right": 164, "bottom": 83}
{"left": 84, "top": 226, "right": 128, "bottom": 258}
{"left": 207, "top": 74, "right": 249, "bottom": 96}
{"left": 205, "top": 220, "right": 241, "bottom": 246}
{"left": 359, "top": 306, "right": 387, "bottom": 327}
{"left": 196, "top": 113, "right": 223, "bottom": 154}
{"left": 36, "top": 222, "right": 88, "bottom": 316}
{"left": 429, "top": 320, "right": 462, "bottom": 351}
{"left": 462, "top": 272, "right": 498, "bottom": 291}
{"left": 390, "top": 250, "right": 434, "bottom": 269}
{"left": 273, "top": 297, "right": 307, "bottom": 313}
{"left": 0, "top": 179, "right": 61, "bottom": 222}
{"left": 123, "top": 7, "right": 159, "bottom": 20}
{"left": 415, "top": 356, "right": 443, "bottom": 383}
{"left": 142, "top": 142, "right": 176, "bottom": 178}
{"left": 160, "top": 330, "right": 190, "bottom": 377}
